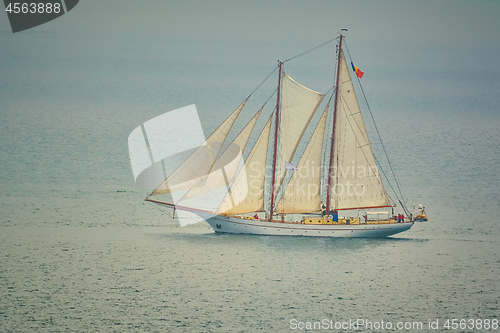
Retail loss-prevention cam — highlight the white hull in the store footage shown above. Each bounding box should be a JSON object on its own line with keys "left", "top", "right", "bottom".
{"left": 196, "top": 211, "right": 413, "bottom": 238}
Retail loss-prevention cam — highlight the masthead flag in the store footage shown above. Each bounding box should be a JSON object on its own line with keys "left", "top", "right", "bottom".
{"left": 351, "top": 62, "right": 364, "bottom": 78}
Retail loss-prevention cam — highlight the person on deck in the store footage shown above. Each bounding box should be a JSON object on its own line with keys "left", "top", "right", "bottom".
{"left": 332, "top": 210, "right": 338, "bottom": 222}
{"left": 254, "top": 214, "right": 259, "bottom": 220}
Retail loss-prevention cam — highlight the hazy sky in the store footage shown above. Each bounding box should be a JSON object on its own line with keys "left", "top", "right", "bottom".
{"left": 1, "top": 0, "right": 499, "bottom": 46}
{"left": 2, "top": 0, "right": 499, "bottom": 72}
{"left": 1, "top": 0, "right": 499, "bottom": 116}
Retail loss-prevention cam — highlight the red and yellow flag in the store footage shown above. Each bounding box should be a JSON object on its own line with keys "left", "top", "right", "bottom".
{"left": 351, "top": 62, "right": 364, "bottom": 78}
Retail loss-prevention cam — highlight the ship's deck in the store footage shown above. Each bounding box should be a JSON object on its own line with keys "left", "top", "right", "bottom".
{"left": 225, "top": 215, "right": 409, "bottom": 225}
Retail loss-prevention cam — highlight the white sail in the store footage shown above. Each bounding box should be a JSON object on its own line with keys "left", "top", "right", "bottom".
{"left": 274, "top": 74, "right": 324, "bottom": 195}
{"left": 329, "top": 51, "right": 391, "bottom": 210}
{"left": 216, "top": 116, "right": 273, "bottom": 215}
{"left": 151, "top": 100, "right": 247, "bottom": 196}
{"left": 181, "top": 107, "right": 263, "bottom": 200}
{"left": 276, "top": 101, "right": 330, "bottom": 214}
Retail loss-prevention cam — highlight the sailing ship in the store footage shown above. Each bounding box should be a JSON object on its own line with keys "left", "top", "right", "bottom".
{"left": 145, "top": 32, "right": 418, "bottom": 237}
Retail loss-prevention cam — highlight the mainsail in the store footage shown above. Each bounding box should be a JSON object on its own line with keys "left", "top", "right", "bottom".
{"left": 216, "top": 116, "right": 273, "bottom": 215}
{"left": 275, "top": 101, "right": 330, "bottom": 214}
{"left": 329, "top": 51, "right": 391, "bottom": 210}
{"left": 151, "top": 99, "right": 247, "bottom": 196}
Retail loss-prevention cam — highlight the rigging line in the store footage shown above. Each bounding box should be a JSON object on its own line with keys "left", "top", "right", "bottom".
{"left": 360, "top": 80, "right": 407, "bottom": 208}
{"left": 222, "top": 87, "right": 277, "bottom": 159}
{"left": 324, "top": 85, "right": 335, "bottom": 96}
{"left": 336, "top": 92, "right": 396, "bottom": 205}
{"left": 344, "top": 42, "right": 408, "bottom": 209}
{"left": 147, "top": 199, "right": 173, "bottom": 216}
{"left": 264, "top": 87, "right": 279, "bottom": 105}
{"left": 283, "top": 37, "right": 340, "bottom": 63}
{"left": 248, "top": 65, "right": 279, "bottom": 97}
{"left": 343, "top": 40, "right": 408, "bottom": 208}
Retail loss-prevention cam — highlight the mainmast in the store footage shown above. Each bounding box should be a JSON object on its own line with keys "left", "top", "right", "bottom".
{"left": 269, "top": 60, "right": 283, "bottom": 221}
{"left": 325, "top": 33, "right": 343, "bottom": 215}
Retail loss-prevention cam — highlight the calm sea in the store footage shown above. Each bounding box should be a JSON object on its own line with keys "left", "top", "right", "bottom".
{"left": 1, "top": 32, "right": 499, "bottom": 332}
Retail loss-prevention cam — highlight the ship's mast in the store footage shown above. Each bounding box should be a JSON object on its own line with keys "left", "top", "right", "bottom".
{"left": 269, "top": 60, "right": 283, "bottom": 221}
{"left": 325, "top": 33, "right": 343, "bottom": 215}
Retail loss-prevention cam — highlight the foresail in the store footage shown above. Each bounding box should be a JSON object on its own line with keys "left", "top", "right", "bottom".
{"left": 180, "top": 106, "right": 263, "bottom": 200}
{"left": 216, "top": 116, "right": 272, "bottom": 215}
{"left": 276, "top": 101, "right": 330, "bottom": 214}
{"left": 329, "top": 51, "right": 391, "bottom": 210}
{"left": 275, "top": 74, "right": 324, "bottom": 196}
{"left": 150, "top": 99, "right": 247, "bottom": 196}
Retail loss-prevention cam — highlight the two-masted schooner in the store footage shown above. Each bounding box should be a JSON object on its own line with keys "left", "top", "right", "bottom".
{"left": 145, "top": 33, "right": 415, "bottom": 237}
